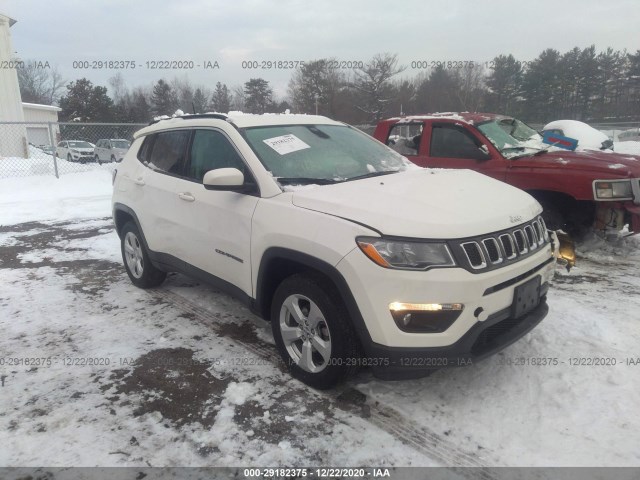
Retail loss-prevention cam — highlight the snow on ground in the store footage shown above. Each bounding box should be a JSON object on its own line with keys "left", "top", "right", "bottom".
{"left": 614, "top": 140, "right": 640, "bottom": 155}
{"left": 0, "top": 170, "right": 114, "bottom": 225}
{"left": 1, "top": 169, "right": 639, "bottom": 467}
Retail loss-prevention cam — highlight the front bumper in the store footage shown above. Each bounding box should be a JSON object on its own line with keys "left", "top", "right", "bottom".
{"left": 368, "top": 296, "right": 548, "bottom": 379}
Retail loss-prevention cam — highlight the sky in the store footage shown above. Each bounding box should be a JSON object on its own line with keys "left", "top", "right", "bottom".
{"left": 1, "top": 0, "right": 640, "bottom": 99}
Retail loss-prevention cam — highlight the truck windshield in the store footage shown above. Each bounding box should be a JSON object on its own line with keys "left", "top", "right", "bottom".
{"left": 242, "top": 124, "right": 417, "bottom": 184}
{"left": 478, "top": 118, "right": 545, "bottom": 158}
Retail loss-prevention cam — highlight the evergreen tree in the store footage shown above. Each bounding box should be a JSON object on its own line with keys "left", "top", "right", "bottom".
{"left": 192, "top": 88, "right": 208, "bottom": 113}
{"left": 58, "top": 78, "right": 114, "bottom": 121}
{"left": 211, "top": 82, "right": 232, "bottom": 112}
{"left": 150, "top": 79, "right": 179, "bottom": 116}
{"left": 485, "top": 54, "right": 523, "bottom": 115}
{"left": 244, "top": 78, "right": 274, "bottom": 114}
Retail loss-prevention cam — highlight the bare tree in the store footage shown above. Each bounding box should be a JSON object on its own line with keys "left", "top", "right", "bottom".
{"left": 17, "top": 61, "right": 66, "bottom": 105}
{"left": 352, "top": 53, "right": 405, "bottom": 122}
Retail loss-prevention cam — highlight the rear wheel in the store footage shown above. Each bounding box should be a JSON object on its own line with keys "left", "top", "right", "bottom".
{"left": 120, "top": 221, "right": 166, "bottom": 288}
{"left": 271, "top": 273, "right": 360, "bottom": 389}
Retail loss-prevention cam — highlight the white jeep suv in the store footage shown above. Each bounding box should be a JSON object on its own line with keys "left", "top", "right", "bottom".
{"left": 112, "top": 113, "right": 555, "bottom": 389}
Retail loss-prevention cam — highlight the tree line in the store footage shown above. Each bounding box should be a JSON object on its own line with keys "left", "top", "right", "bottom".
{"left": 17, "top": 46, "right": 640, "bottom": 125}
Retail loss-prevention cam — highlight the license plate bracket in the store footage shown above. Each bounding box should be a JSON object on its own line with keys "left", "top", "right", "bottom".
{"left": 512, "top": 275, "right": 542, "bottom": 319}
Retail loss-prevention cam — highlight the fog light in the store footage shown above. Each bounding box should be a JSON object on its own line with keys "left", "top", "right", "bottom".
{"left": 389, "top": 302, "right": 464, "bottom": 333}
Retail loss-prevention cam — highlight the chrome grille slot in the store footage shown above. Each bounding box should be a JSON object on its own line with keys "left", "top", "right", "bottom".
{"left": 513, "top": 230, "right": 528, "bottom": 254}
{"left": 499, "top": 234, "right": 516, "bottom": 259}
{"left": 524, "top": 225, "right": 537, "bottom": 249}
{"left": 482, "top": 238, "right": 503, "bottom": 264}
{"left": 461, "top": 242, "right": 486, "bottom": 269}
{"left": 532, "top": 220, "right": 544, "bottom": 246}
{"left": 538, "top": 216, "right": 549, "bottom": 241}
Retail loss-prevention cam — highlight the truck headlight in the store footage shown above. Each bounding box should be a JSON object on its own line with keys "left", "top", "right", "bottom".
{"left": 356, "top": 237, "right": 455, "bottom": 270}
{"left": 593, "top": 180, "right": 633, "bottom": 200}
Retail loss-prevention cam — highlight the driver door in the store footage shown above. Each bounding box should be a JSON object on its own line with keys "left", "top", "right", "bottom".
{"left": 171, "top": 128, "right": 258, "bottom": 297}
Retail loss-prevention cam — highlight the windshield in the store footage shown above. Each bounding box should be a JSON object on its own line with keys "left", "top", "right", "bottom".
{"left": 478, "top": 118, "right": 545, "bottom": 158}
{"left": 242, "top": 124, "right": 416, "bottom": 184}
{"left": 111, "top": 140, "right": 130, "bottom": 149}
{"left": 68, "top": 141, "right": 93, "bottom": 148}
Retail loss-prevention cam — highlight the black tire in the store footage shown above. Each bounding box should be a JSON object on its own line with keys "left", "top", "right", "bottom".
{"left": 271, "top": 273, "right": 360, "bottom": 389}
{"left": 111, "top": 155, "right": 116, "bottom": 163}
{"left": 539, "top": 200, "right": 566, "bottom": 231}
{"left": 95, "top": 155, "right": 101, "bottom": 165}
{"left": 120, "top": 221, "right": 166, "bottom": 288}
{"left": 67, "top": 153, "right": 72, "bottom": 163}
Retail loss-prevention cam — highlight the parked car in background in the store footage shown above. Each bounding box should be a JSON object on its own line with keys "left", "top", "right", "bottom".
{"left": 373, "top": 113, "right": 640, "bottom": 240}
{"left": 56, "top": 140, "right": 95, "bottom": 163}
{"left": 37, "top": 145, "right": 56, "bottom": 156}
{"left": 94, "top": 138, "right": 131, "bottom": 164}
{"left": 542, "top": 120, "right": 613, "bottom": 151}
{"left": 112, "top": 113, "right": 554, "bottom": 388}
{"left": 617, "top": 128, "right": 640, "bottom": 142}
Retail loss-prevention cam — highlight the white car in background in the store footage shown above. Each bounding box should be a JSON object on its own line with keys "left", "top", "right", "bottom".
{"left": 542, "top": 120, "right": 613, "bottom": 151}
{"left": 56, "top": 140, "right": 95, "bottom": 163}
{"left": 617, "top": 128, "right": 640, "bottom": 142}
{"left": 94, "top": 138, "right": 131, "bottom": 164}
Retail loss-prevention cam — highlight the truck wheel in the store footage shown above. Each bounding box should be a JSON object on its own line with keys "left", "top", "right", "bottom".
{"left": 271, "top": 273, "right": 360, "bottom": 389}
{"left": 120, "top": 221, "right": 166, "bottom": 288}
{"left": 539, "top": 201, "right": 566, "bottom": 231}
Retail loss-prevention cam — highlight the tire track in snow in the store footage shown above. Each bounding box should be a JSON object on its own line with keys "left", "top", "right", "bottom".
{"left": 150, "top": 287, "right": 500, "bottom": 473}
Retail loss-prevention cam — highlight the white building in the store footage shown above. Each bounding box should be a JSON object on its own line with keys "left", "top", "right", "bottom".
{"left": 22, "top": 102, "right": 61, "bottom": 146}
{"left": 0, "top": 12, "right": 28, "bottom": 158}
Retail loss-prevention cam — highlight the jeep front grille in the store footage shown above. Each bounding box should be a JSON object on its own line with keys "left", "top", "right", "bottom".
{"left": 452, "top": 216, "right": 550, "bottom": 273}
{"left": 461, "top": 242, "right": 486, "bottom": 269}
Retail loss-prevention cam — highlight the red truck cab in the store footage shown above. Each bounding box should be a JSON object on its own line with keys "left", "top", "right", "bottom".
{"left": 373, "top": 113, "right": 640, "bottom": 235}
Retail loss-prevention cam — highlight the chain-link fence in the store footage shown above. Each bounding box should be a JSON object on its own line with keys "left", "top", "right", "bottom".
{"left": 0, "top": 122, "right": 146, "bottom": 178}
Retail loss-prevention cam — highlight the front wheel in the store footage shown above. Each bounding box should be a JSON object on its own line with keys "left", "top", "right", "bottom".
{"left": 120, "top": 221, "right": 166, "bottom": 288}
{"left": 271, "top": 274, "right": 360, "bottom": 389}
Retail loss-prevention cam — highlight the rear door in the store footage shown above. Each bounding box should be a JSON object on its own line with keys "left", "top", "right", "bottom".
{"left": 133, "top": 129, "right": 191, "bottom": 256}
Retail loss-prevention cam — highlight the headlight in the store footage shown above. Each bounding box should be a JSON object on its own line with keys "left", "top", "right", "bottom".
{"left": 594, "top": 180, "right": 633, "bottom": 200}
{"left": 356, "top": 237, "right": 456, "bottom": 270}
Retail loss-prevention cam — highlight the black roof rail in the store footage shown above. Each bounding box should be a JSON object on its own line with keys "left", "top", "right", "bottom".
{"left": 147, "top": 113, "right": 228, "bottom": 125}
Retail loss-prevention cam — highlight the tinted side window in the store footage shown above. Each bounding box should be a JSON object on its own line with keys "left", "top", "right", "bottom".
{"left": 147, "top": 130, "right": 190, "bottom": 175}
{"left": 137, "top": 136, "right": 154, "bottom": 163}
{"left": 186, "top": 129, "right": 246, "bottom": 182}
{"left": 430, "top": 125, "right": 485, "bottom": 159}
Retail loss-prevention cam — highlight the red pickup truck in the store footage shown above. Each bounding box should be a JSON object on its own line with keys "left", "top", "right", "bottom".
{"left": 373, "top": 113, "right": 640, "bottom": 236}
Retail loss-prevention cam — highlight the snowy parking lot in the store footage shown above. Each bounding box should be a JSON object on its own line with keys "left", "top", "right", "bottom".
{"left": 1, "top": 169, "right": 639, "bottom": 468}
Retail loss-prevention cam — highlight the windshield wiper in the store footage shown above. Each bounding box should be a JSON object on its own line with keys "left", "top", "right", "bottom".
{"left": 501, "top": 146, "right": 526, "bottom": 152}
{"left": 276, "top": 177, "right": 338, "bottom": 185}
{"left": 344, "top": 170, "right": 400, "bottom": 182}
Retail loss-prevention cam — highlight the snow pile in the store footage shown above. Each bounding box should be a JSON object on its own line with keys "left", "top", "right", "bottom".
{"left": 0, "top": 170, "right": 113, "bottom": 225}
{"left": 543, "top": 120, "right": 610, "bottom": 150}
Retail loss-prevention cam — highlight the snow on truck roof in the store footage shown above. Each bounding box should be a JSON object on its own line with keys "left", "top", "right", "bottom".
{"left": 134, "top": 112, "right": 344, "bottom": 138}
{"left": 385, "top": 112, "right": 507, "bottom": 125}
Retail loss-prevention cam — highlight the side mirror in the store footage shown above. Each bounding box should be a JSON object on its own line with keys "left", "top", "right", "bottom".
{"left": 203, "top": 168, "right": 246, "bottom": 191}
{"left": 476, "top": 144, "right": 491, "bottom": 160}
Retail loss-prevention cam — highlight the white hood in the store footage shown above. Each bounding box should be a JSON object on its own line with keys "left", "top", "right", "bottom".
{"left": 291, "top": 169, "right": 542, "bottom": 239}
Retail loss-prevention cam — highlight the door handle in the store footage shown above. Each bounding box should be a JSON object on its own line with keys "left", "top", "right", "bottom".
{"left": 134, "top": 177, "right": 145, "bottom": 186}
{"left": 178, "top": 192, "right": 195, "bottom": 202}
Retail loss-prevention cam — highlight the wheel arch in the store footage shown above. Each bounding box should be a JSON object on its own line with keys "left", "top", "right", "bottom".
{"left": 255, "top": 248, "right": 372, "bottom": 351}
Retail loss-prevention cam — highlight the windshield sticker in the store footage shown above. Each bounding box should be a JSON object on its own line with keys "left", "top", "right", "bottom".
{"left": 263, "top": 134, "right": 310, "bottom": 155}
